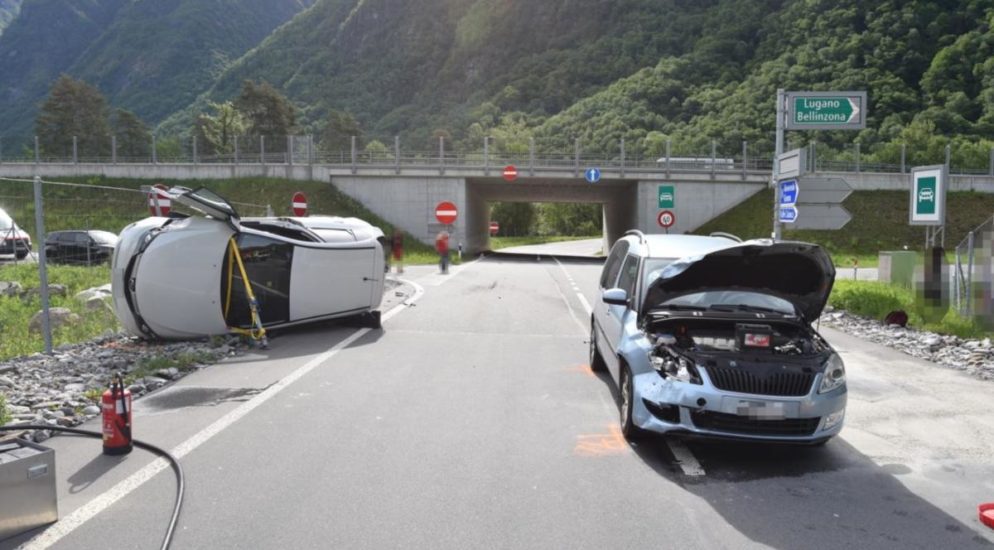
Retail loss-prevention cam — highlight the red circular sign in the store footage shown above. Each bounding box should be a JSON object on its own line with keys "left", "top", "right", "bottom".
{"left": 657, "top": 210, "right": 676, "bottom": 228}
{"left": 435, "top": 201, "right": 458, "bottom": 225}
{"left": 147, "top": 184, "right": 171, "bottom": 216}
{"left": 502, "top": 165, "right": 518, "bottom": 182}
{"left": 489, "top": 221, "right": 499, "bottom": 236}
{"left": 292, "top": 191, "right": 307, "bottom": 217}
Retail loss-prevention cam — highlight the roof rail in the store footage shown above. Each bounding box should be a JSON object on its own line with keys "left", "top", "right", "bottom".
{"left": 709, "top": 231, "right": 742, "bottom": 242}
{"left": 624, "top": 229, "right": 646, "bottom": 243}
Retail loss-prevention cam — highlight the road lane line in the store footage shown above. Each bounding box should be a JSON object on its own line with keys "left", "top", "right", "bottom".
{"left": 548, "top": 264, "right": 588, "bottom": 336}
{"left": 553, "top": 258, "right": 593, "bottom": 316}
{"left": 666, "top": 439, "right": 706, "bottom": 476}
{"left": 23, "top": 279, "right": 427, "bottom": 549}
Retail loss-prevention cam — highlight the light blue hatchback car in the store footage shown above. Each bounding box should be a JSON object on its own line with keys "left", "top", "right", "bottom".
{"left": 590, "top": 231, "right": 847, "bottom": 445}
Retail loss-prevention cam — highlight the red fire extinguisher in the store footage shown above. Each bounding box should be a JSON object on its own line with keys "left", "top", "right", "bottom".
{"left": 102, "top": 374, "right": 133, "bottom": 455}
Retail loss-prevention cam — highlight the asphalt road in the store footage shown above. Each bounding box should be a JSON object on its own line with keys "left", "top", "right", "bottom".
{"left": 5, "top": 254, "right": 994, "bottom": 549}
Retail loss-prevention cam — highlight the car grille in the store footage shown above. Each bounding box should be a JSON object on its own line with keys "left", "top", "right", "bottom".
{"left": 706, "top": 367, "right": 814, "bottom": 396}
{"left": 691, "top": 411, "right": 820, "bottom": 437}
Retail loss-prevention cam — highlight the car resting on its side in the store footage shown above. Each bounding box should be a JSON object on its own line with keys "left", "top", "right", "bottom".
{"left": 110, "top": 186, "right": 386, "bottom": 341}
{"left": 591, "top": 232, "right": 846, "bottom": 445}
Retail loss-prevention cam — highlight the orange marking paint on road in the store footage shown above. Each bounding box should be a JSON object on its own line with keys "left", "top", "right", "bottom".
{"left": 566, "top": 364, "right": 595, "bottom": 377}
{"left": 574, "top": 425, "right": 628, "bottom": 456}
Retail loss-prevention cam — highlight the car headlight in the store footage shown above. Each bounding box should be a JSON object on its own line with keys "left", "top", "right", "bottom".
{"left": 819, "top": 353, "right": 846, "bottom": 394}
{"left": 650, "top": 355, "right": 702, "bottom": 384}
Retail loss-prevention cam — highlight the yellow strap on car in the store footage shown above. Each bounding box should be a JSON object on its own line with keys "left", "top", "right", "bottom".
{"left": 225, "top": 238, "right": 268, "bottom": 348}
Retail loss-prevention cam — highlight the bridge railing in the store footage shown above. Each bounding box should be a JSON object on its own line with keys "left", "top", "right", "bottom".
{"left": 3, "top": 134, "right": 994, "bottom": 177}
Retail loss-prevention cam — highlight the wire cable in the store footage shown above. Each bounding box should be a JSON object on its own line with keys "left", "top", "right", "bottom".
{"left": 0, "top": 424, "right": 184, "bottom": 550}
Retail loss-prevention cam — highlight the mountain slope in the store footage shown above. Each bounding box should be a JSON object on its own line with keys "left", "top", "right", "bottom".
{"left": 0, "top": 0, "right": 314, "bottom": 147}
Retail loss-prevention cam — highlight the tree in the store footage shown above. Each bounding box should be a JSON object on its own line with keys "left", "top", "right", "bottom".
{"left": 36, "top": 75, "right": 111, "bottom": 159}
{"left": 320, "top": 110, "right": 362, "bottom": 154}
{"left": 235, "top": 79, "right": 297, "bottom": 139}
{"left": 194, "top": 101, "right": 246, "bottom": 156}
{"left": 491, "top": 202, "right": 537, "bottom": 237}
{"left": 111, "top": 109, "right": 151, "bottom": 160}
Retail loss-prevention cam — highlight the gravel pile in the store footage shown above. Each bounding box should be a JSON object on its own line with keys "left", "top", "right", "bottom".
{"left": 820, "top": 307, "right": 994, "bottom": 382}
{"left": 0, "top": 333, "right": 245, "bottom": 442}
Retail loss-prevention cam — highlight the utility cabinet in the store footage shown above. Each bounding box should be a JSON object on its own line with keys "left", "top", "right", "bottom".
{"left": 0, "top": 438, "right": 58, "bottom": 541}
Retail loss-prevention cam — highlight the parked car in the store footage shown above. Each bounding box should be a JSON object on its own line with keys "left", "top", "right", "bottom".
{"left": 590, "top": 231, "right": 846, "bottom": 445}
{"left": 111, "top": 186, "right": 386, "bottom": 340}
{"left": 0, "top": 207, "right": 32, "bottom": 259}
{"left": 44, "top": 230, "right": 118, "bottom": 265}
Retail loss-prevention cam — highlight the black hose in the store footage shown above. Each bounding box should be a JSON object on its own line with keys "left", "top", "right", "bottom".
{"left": 0, "top": 424, "right": 184, "bottom": 550}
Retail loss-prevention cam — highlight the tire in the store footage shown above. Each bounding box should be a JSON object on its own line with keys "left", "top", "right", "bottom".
{"left": 364, "top": 310, "right": 382, "bottom": 329}
{"left": 589, "top": 317, "right": 606, "bottom": 373}
{"left": 15, "top": 251, "right": 27, "bottom": 260}
{"left": 619, "top": 364, "right": 643, "bottom": 440}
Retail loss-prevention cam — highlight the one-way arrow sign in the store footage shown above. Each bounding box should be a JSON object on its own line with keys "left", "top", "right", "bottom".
{"left": 797, "top": 176, "right": 852, "bottom": 204}
{"left": 793, "top": 204, "right": 852, "bottom": 230}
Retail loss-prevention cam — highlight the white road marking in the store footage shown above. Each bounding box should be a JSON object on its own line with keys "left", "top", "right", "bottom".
{"left": 22, "top": 279, "right": 427, "bottom": 549}
{"left": 553, "top": 259, "right": 705, "bottom": 477}
{"left": 666, "top": 438, "right": 706, "bottom": 476}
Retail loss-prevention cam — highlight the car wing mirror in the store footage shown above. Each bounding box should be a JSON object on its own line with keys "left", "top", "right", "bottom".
{"left": 602, "top": 288, "right": 628, "bottom": 306}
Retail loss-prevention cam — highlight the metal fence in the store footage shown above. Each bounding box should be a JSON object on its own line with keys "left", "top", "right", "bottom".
{"left": 4, "top": 134, "right": 994, "bottom": 176}
{"left": 0, "top": 176, "right": 268, "bottom": 356}
{"left": 953, "top": 216, "right": 994, "bottom": 320}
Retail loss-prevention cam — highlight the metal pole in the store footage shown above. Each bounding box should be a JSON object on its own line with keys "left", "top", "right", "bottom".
{"left": 773, "top": 88, "right": 784, "bottom": 241}
{"left": 483, "top": 136, "right": 490, "bottom": 176}
{"left": 0, "top": 136, "right": 3, "bottom": 164}
{"left": 665, "top": 139, "right": 671, "bottom": 178}
{"left": 967, "top": 230, "right": 975, "bottom": 316}
{"left": 710, "top": 139, "right": 717, "bottom": 179}
{"left": 112, "top": 135, "right": 117, "bottom": 165}
{"left": 34, "top": 136, "right": 39, "bottom": 164}
{"left": 234, "top": 136, "right": 240, "bottom": 165}
{"left": 72, "top": 136, "right": 78, "bottom": 164}
{"left": 288, "top": 135, "right": 294, "bottom": 166}
{"left": 308, "top": 135, "right": 313, "bottom": 166}
{"left": 439, "top": 135, "right": 445, "bottom": 175}
{"left": 574, "top": 138, "right": 580, "bottom": 178}
{"left": 261, "top": 136, "right": 266, "bottom": 167}
{"left": 152, "top": 134, "right": 158, "bottom": 164}
{"left": 945, "top": 143, "right": 951, "bottom": 171}
{"left": 33, "top": 176, "right": 52, "bottom": 355}
{"left": 900, "top": 143, "right": 906, "bottom": 173}
{"left": 742, "top": 140, "right": 747, "bottom": 180}
{"left": 855, "top": 142, "right": 860, "bottom": 173}
{"left": 810, "top": 140, "right": 816, "bottom": 172}
{"left": 529, "top": 137, "right": 535, "bottom": 177}
{"left": 350, "top": 135, "right": 357, "bottom": 174}
{"left": 620, "top": 138, "right": 626, "bottom": 178}
{"left": 989, "top": 147, "right": 993, "bottom": 177}
{"left": 395, "top": 135, "right": 400, "bottom": 174}
{"left": 193, "top": 135, "right": 198, "bottom": 164}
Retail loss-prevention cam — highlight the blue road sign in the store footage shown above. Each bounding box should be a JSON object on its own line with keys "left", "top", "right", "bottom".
{"left": 585, "top": 168, "right": 601, "bottom": 183}
{"left": 779, "top": 205, "right": 798, "bottom": 223}
{"left": 779, "top": 179, "right": 799, "bottom": 205}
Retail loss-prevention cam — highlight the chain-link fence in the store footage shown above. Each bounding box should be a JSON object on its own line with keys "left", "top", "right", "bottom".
{"left": 0, "top": 177, "right": 268, "bottom": 358}
{"left": 954, "top": 216, "right": 994, "bottom": 323}
{"left": 5, "top": 134, "right": 994, "bottom": 176}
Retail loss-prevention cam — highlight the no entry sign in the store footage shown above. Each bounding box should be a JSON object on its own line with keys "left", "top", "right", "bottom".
{"left": 502, "top": 165, "right": 518, "bottom": 182}
{"left": 489, "top": 221, "right": 499, "bottom": 236}
{"left": 435, "top": 201, "right": 458, "bottom": 225}
{"left": 148, "top": 184, "right": 171, "bottom": 216}
{"left": 292, "top": 191, "right": 308, "bottom": 216}
{"left": 657, "top": 210, "right": 676, "bottom": 228}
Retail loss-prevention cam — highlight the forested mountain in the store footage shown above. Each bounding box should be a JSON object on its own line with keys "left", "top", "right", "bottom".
{"left": 0, "top": 0, "right": 313, "bottom": 145}
{"left": 3, "top": 0, "right": 994, "bottom": 165}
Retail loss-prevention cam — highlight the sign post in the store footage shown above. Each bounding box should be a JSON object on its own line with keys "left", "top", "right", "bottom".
{"left": 910, "top": 164, "right": 948, "bottom": 248}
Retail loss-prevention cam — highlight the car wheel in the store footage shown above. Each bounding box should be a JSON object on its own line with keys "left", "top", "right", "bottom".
{"left": 589, "top": 317, "right": 606, "bottom": 372}
{"left": 15, "top": 251, "right": 27, "bottom": 260}
{"left": 619, "top": 364, "right": 642, "bottom": 440}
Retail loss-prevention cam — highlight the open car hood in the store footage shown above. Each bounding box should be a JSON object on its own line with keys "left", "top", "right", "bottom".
{"left": 642, "top": 239, "right": 835, "bottom": 322}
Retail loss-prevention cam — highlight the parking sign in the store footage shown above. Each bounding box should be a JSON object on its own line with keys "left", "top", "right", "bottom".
{"left": 658, "top": 185, "right": 675, "bottom": 209}
{"left": 910, "top": 165, "right": 946, "bottom": 225}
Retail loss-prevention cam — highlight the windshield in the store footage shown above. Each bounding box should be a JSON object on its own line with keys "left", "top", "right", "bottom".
{"left": 660, "top": 291, "right": 796, "bottom": 314}
{"left": 0, "top": 209, "right": 12, "bottom": 230}
{"left": 643, "top": 258, "right": 675, "bottom": 287}
{"left": 90, "top": 231, "right": 119, "bottom": 244}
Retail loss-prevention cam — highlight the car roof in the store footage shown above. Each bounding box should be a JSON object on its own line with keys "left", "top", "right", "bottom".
{"left": 630, "top": 234, "right": 741, "bottom": 259}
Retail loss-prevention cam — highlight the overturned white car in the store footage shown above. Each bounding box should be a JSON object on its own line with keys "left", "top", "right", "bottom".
{"left": 111, "top": 187, "right": 386, "bottom": 341}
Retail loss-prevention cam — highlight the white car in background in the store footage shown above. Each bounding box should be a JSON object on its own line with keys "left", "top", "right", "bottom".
{"left": 111, "top": 187, "right": 386, "bottom": 340}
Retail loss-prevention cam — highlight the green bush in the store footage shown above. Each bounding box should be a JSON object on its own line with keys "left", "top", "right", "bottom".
{"left": 829, "top": 281, "right": 918, "bottom": 322}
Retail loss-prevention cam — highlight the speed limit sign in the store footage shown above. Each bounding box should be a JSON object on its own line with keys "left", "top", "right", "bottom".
{"left": 657, "top": 210, "right": 676, "bottom": 228}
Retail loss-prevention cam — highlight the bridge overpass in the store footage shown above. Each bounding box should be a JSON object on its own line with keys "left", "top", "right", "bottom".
{"left": 3, "top": 160, "right": 994, "bottom": 253}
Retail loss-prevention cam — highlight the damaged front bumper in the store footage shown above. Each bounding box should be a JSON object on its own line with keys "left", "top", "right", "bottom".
{"left": 630, "top": 369, "right": 847, "bottom": 444}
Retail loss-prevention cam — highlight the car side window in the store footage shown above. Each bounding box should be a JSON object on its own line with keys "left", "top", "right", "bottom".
{"left": 616, "top": 255, "right": 639, "bottom": 302}
{"left": 600, "top": 241, "right": 629, "bottom": 288}
{"left": 74, "top": 233, "right": 91, "bottom": 244}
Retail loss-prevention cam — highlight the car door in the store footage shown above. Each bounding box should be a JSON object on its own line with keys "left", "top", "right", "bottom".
{"left": 289, "top": 243, "right": 379, "bottom": 322}
{"left": 603, "top": 254, "right": 640, "bottom": 380}
{"left": 594, "top": 240, "right": 629, "bottom": 376}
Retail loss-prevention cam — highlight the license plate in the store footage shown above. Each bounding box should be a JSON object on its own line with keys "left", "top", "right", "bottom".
{"left": 736, "top": 400, "right": 786, "bottom": 419}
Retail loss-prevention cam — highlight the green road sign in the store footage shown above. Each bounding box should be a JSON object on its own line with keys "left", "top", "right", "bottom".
{"left": 785, "top": 91, "right": 867, "bottom": 130}
{"left": 658, "top": 185, "right": 674, "bottom": 209}
{"left": 910, "top": 165, "right": 946, "bottom": 226}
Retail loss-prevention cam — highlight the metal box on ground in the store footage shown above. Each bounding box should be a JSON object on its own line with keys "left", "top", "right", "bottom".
{"left": 878, "top": 251, "right": 916, "bottom": 287}
{"left": 0, "top": 438, "right": 58, "bottom": 541}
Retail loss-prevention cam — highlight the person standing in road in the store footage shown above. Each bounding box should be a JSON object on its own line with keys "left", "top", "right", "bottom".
{"left": 391, "top": 229, "right": 404, "bottom": 273}
{"left": 435, "top": 230, "right": 450, "bottom": 274}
